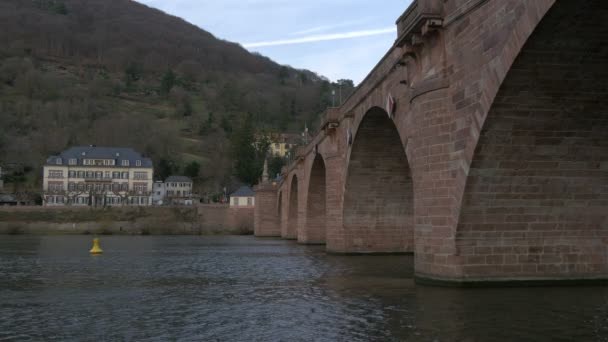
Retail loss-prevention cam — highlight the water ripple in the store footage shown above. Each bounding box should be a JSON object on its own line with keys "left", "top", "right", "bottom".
{"left": 0, "top": 236, "right": 606, "bottom": 341}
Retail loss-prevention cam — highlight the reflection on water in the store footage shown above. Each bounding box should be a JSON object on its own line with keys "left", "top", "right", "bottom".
{"left": 0, "top": 236, "right": 607, "bottom": 341}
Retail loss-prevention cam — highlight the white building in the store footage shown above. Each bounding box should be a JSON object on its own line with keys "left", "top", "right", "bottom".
{"left": 152, "top": 181, "right": 166, "bottom": 205}
{"left": 165, "top": 176, "right": 194, "bottom": 205}
{"left": 230, "top": 186, "right": 255, "bottom": 207}
{"left": 151, "top": 176, "right": 194, "bottom": 206}
{"left": 42, "top": 146, "right": 154, "bottom": 207}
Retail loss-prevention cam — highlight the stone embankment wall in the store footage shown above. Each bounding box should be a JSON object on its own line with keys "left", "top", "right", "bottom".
{"left": 0, "top": 205, "right": 253, "bottom": 235}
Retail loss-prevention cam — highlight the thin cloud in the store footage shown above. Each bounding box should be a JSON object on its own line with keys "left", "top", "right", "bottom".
{"left": 290, "top": 25, "right": 335, "bottom": 36}
{"left": 289, "top": 18, "right": 372, "bottom": 36}
{"left": 244, "top": 27, "right": 396, "bottom": 48}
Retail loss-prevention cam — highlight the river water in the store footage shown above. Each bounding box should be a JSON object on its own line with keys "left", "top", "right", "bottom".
{"left": 0, "top": 236, "right": 607, "bottom": 341}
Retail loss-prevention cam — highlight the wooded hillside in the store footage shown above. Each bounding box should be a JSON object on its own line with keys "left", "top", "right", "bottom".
{"left": 0, "top": 0, "right": 354, "bottom": 193}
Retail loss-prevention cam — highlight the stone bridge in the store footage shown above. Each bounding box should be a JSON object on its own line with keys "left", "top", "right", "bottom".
{"left": 254, "top": 0, "right": 608, "bottom": 285}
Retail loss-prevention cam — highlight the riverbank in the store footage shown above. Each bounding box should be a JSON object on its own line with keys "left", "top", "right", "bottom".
{"left": 0, "top": 205, "right": 253, "bottom": 235}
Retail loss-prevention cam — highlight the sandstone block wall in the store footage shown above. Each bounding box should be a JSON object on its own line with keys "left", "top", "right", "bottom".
{"left": 0, "top": 205, "right": 253, "bottom": 235}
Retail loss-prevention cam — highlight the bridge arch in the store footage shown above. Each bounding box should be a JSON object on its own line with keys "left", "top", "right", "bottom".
{"left": 342, "top": 106, "right": 414, "bottom": 253}
{"left": 302, "top": 153, "right": 327, "bottom": 244}
{"left": 457, "top": 0, "right": 608, "bottom": 278}
{"left": 286, "top": 174, "right": 299, "bottom": 240}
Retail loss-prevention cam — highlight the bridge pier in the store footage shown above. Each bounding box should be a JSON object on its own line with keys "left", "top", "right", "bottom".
{"left": 253, "top": 182, "right": 280, "bottom": 237}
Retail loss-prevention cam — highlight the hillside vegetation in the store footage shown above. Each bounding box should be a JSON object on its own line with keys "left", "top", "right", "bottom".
{"left": 0, "top": 0, "right": 354, "bottom": 193}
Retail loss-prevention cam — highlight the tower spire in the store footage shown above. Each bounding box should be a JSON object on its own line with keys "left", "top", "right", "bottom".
{"left": 262, "top": 159, "right": 269, "bottom": 183}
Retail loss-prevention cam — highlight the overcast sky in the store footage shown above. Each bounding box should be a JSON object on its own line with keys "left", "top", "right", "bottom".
{"left": 135, "top": 0, "right": 411, "bottom": 85}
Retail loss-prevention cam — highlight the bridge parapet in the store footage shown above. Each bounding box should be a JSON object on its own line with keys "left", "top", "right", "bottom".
{"left": 396, "top": 0, "right": 443, "bottom": 48}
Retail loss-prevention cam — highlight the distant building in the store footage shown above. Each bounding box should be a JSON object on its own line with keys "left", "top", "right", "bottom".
{"left": 268, "top": 133, "right": 301, "bottom": 157}
{"left": 0, "top": 194, "right": 26, "bottom": 206}
{"left": 230, "top": 186, "right": 255, "bottom": 207}
{"left": 42, "top": 146, "right": 154, "bottom": 207}
{"left": 150, "top": 176, "right": 194, "bottom": 206}
{"left": 164, "top": 176, "right": 194, "bottom": 206}
{"left": 152, "top": 181, "right": 166, "bottom": 205}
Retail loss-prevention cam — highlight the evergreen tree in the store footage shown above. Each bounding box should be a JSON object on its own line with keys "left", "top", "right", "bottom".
{"left": 268, "top": 155, "right": 286, "bottom": 179}
{"left": 161, "top": 69, "right": 176, "bottom": 96}
{"left": 50, "top": 2, "right": 68, "bottom": 15}
{"left": 177, "top": 97, "right": 192, "bottom": 117}
{"left": 184, "top": 161, "right": 200, "bottom": 179}
{"left": 221, "top": 115, "right": 233, "bottom": 134}
{"left": 124, "top": 62, "right": 142, "bottom": 89}
{"left": 231, "top": 114, "right": 270, "bottom": 186}
{"left": 158, "top": 158, "right": 178, "bottom": 180}
{"left": 200, "top": 112, "right": 215, "bottom": 135}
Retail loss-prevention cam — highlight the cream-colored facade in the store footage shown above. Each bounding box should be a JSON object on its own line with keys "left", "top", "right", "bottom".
{"left": 230, "top": 196, "right": 255, "bottom": 207}
{"left": 269, "top": 142, "right": 292, "bottom": 157}
{"left": 229, "top": 186, "right": 255, "bottom": 208}
{"left": 267, "top": 133, "right": 302, "bottom": 157}
{"left": 43, "top": 147, "right": 154, "bottom": 207}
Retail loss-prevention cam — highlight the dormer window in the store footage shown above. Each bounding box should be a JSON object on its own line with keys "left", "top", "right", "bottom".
{"left": 121, "top": 160, "right": 129, "bottom": 167}
{"left": 69, "top": 158, "right": 77, "bottom": 165}
{"left": 136, "top": 160, "right": 142, "bottom": 167}
{"left": 56, "top": 158, "right": 62, "bottom": 165}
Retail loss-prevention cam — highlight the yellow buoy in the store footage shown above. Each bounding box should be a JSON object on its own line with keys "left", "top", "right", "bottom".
{"left": 90, "top": 238, "right": 103, "bottom": 255}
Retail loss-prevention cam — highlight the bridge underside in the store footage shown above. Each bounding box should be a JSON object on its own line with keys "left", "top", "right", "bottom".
{"left": 454, "top": 0, "right": 608, "bottom": 282}
{"left": 256, "top": 0, "right": 608, "bottom": 286}
{"left": 342, "top": 108, "right": 414, "bottom": 253}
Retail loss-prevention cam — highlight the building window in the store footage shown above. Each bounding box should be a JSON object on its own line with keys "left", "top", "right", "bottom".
{"left": 121, "top": 172, "right": 129, "bottom": 179}
{"left": 121, "top": 183, "right": 128, "bottom": 191}
{"left": 68, "top": 182, "right": 75, "bottom": 191}
{"left": 133, "top": 183, "right": 147, "bottom": 193}
{"left": 104, "top": 171, "right": 110, "bottom": 179}
{"left": 78, "top": 183, "right": 84, "bottom": 191}
{"left": 112, "top": 172, "right": 120, "bottom": 179}
{"left": 95, "top": 172, "right": 102, "bottom": 179}
{"left": 69, "top": 159, "right": 77, "bottom": 165}
{"left": 86, "top": 171, "right": 93, "bottom": 179}
{"left": 136, "top": 160, "right": 142, "bottom": 167}
{"left": 122, "top": 160, "right": 129, "bottom": 167}
{"left": 48, "top": 170, "right": 64, "bottom": 179}
{"left": 247, "top": 197, "right": 253, "bottom": 206}
{"left": 134, "top": 172, "right": 147, "bottom": 180}
{"left": 48, "top": 182, "right": 64, "bottom": 192}
{"left": 78, "top": 171, "right": 84, "bottom": 178}
{"left": 56, "top": 158, "right": 62, "bottom": 165}
{"left": 68, "top": 171, "right": 76, "bottom": 178}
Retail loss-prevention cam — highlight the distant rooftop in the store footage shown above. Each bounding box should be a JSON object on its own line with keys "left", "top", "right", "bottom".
{"left": 46, "top": 146, "right": 152, "bottom": 168}
{"left": 165, "top": 175, "right": 193, "bottom": 183}
{"left": 0, "top": 194, "right": 17, "bottom": 202}
{"left": 231, "top": 186, "right": 255, "bottom": 197}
